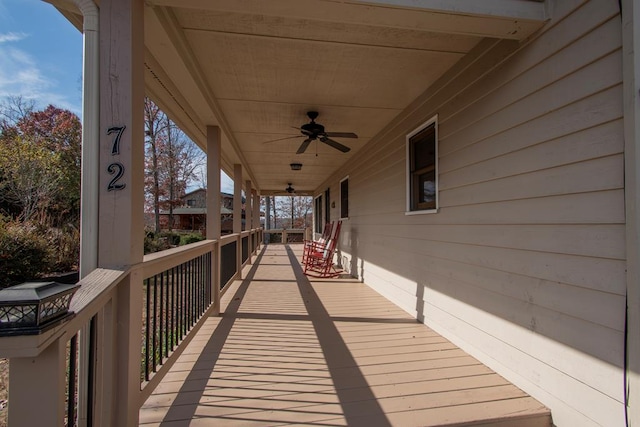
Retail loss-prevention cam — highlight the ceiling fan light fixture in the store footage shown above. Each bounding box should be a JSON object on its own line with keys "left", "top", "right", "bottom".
{"left": 290, "top": 162, "right": 303, "bottom": 171}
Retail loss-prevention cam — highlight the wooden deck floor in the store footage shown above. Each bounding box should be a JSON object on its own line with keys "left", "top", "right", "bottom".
{"left": 139, "top": 244, "right": 551, "bottom": 427}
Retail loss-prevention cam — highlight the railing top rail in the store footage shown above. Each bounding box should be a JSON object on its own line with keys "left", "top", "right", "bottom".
{"left": 142, "top": 240, "right": 215, "bottom": 279}
{"left": 219, "top": 233, "right": 238, "bottom": 246}
{"left": 0, "top": 267, "right": 128, "bottom": 358}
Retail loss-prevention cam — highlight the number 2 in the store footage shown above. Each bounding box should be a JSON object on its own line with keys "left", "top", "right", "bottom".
{"left": 107, "top": 162, "right": 126, "bottom": 191}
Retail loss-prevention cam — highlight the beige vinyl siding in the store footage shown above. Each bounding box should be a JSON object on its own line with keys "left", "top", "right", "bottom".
{"left": 322, "top": 1, "right": 625, "bottom": 425}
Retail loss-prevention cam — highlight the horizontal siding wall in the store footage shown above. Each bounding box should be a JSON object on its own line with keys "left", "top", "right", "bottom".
{"left": 323, "top": 1, "right": 625, "bottom": 426}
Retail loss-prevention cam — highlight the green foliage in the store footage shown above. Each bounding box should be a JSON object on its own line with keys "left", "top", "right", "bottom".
{"left": 0, "top": 101, "right": 82, "bottom": 281}
{"left": 144, "top": 229, "right": 205, "bottom": 254}
{"left": 0, "top": 220, "right": 53, "bottom": 288}
{"left": 160, "top": 232, "right": 181, "bottom": 246}
{"left": 0, "top": 104, "right": 81, "bottom": 226}
{"left": 180, "top": 233, "right": 204, "bottom": 246}
{"left": 144, "top": 230, "right": 170, "bottom": 254}
{"left": 45, "top": 225, "right": 80, "bottom": 273}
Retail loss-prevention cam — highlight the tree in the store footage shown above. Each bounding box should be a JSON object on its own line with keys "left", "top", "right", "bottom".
{"left": 270, "top": 196, "right": 312, "bottom": 229}
{"left": 144, "top": 98, "right": 205, "bottom": 232}
{"left": 0, "top": 95, "right": 34, "bottom": 137}
{"left": 16, "top": 105, "right": 82, "bottom": 224}
{"left": 0, "top": 136, "right": 61, "bottom": 222}
{"left": 0, "top": 102, "right": 81, "bottom": 226}
{"left": 144, "top": 98, "right": 165, "bottom": 232}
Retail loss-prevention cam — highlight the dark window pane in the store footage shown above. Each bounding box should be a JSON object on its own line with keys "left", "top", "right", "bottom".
{"left": 409, "top": 121, "right": 437, "bottom": 211}
{"left": 419, "top": 171, "right": 436, "bottom": 205}
{"left": 412, "top": 125, "right": 436, "bottom": 171}
{"left": 340, "top": 179, "right": 349, "bottom": 218}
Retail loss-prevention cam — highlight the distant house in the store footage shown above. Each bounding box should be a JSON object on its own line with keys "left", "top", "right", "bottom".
{"left": 158, "top": 189, "right": 241, "bottom": 234}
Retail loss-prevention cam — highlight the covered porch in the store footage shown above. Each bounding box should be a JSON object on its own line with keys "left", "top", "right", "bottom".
{"left": 4, "top": 0, "right": 640, "bottom": 425}
{"left": 140, "top": 244, "right": 550, "bottom": 426}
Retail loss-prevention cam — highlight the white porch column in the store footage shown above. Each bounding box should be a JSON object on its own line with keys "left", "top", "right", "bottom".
{"left": 98, "top": 0, "right": 144, "bottom": 425}
{"left": 623, "top": 0, "right": 640, "bottom": 423}
{"left": 206, "top": 126, "right": 221, "bottom": 314}
{"left": 253, "top": 190, "right": 260, "bottom": 249}
{"left": 233, "top": 164, "right": 242, "bottom": 278}
{"left": 8, "top": 338, "right": 66, "bottom": 426}
{"left": 245, "top": 180, "right": 253, "bottom": 230}
{"left": 253, "top": 190, "right": 260, "bottom": 229}
{"left": 245, "top": 180, "right": 253, "bottom": 264}
{"left": 233, "top": 164, "right": 242, "bottom": 234}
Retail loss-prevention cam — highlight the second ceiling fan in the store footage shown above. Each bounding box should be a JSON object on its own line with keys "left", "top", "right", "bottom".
{"left": 266, "top": 111, "right": 358, "bottom": 154}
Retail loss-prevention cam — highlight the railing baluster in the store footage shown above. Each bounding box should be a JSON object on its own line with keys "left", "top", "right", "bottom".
{"left": 163, "top": 269, "right": 169, "bottom": 359}
{"left": 171, "top": 267, "right": 175, "bottom": 351}
{"left": 139, "top": 245, "right": 219, "bottom": 382}
{"left": 152, "top": 275, "right": 158, "bottom": 373}
{"left": 180, "top": 262, "right": 185, "bottom": 339}
{"left": 88, "top": 316, "right": 96, "bottom": 427}
{"left": 68, "top": 334, "right": 78, "bottom": 427}
{"left": 145, "top": 279, "right": 151, "bottom": 381}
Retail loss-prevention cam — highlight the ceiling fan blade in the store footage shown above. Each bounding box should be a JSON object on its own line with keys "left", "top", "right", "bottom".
{"left": 320, "top": 137, "right": 351, "bottom": 153}
{"left": 323, "top": 132, "right": 358, "bottom": 139}
{"left": 296, "top": 138, "right": 313, "bottom": 154}
{"left": 262, "top": 135, "right": 300, "bottom": 144}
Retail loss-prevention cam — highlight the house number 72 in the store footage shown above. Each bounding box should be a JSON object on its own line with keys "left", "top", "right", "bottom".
{"left": 107, "top": 125, "right": 126, "bottom": 191}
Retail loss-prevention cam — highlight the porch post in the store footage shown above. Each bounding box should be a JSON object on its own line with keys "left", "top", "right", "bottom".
{"left": 8, "top": 338, "right": 66, "bottom": 426}
{"left": 245, "top": 180, "right": 253, "bottom": 230}
{"left": 245, "top": 180, "right": 253, "bottom": 264}
{"left": 623, "top": 0, "right": 640, "bottom": 423}
{"left": 99, "top": 0, "right": 144, "bottom": 424}
{"left": 233, "top": 164, "right": 242, "bottom": 278}
{"left": 233, "top": 164, "right": 243, "bottom": 234}
{"left": 206, "top": 126, "right": 221, "bottom": 314}
{"left": 253, "top": 190, "right": 260, "bottom": 249}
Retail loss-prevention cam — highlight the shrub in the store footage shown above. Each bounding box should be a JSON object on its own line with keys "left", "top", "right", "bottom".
{"left": 0, "top": 220, "right": 53, "bottom": 288}
{"left": 180, "top": 233, "right": 204, "bottom": 246}
{"left": 45, "top": 225, "right": 80, "bottom": 273}
{"left": 144, "top": 229, "right": 170, "bottom": 254}
{"left": 160, "top": 232, "right": 180, "bottom": 246}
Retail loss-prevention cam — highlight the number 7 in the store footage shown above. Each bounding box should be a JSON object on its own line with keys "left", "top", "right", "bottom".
{"left": 107, "top": 125, "right": 126, "bottom": 155}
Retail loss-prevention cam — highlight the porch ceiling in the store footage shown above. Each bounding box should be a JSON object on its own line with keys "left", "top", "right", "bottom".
{"left": 50, "top": 0, "right": 547, "bottom": 195}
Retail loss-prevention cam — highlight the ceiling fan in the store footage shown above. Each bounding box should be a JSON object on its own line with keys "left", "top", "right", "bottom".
{"left": 264, "top": 111, "right": 358, "bottom": 154}
{"left": 285, "top": 183, "right": 295, "bottom": 194}
{"left": 269, "top": 183, "right": 297, "bottom": 196}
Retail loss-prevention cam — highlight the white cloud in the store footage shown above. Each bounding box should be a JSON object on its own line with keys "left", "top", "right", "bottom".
{"left": 0, "top": 36, "right": 79, "bottom": 114}
{"left": 0, "top": 32, "right": 27, "bottom": 43}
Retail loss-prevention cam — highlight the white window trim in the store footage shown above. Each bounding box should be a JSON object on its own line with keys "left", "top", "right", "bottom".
{"left": 339, "top": 175, "right": 349, "bottom": 220}
{"left": 405, "top": 114, "right": 439, "bottom": 215}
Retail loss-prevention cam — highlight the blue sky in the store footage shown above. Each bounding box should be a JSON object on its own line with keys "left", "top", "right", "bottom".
{"left": 0, "top": 0, "right": 235, "bottom": 192}
{"left": 0, "top": 0, "right": 83, "bottom": 114}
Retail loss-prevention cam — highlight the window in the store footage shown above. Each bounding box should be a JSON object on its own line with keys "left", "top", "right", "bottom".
{"left": 186, "top": 199, "right": 196, "bottom": 207}
{"left": 407, "top": 116, "right": 438, "bottom": 213}
{"left": 314, "top": 195, "right": 323, "bottom": 233}
{"left": 340, "top": 177, "right": 349, "bottom": 219}
{"left": 324, "top": 188, "right": 330, "bottom": 224}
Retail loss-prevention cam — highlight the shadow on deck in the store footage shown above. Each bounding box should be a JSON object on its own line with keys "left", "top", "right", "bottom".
{"left": 140, "top": 244, "right": 551, "bottom": 426}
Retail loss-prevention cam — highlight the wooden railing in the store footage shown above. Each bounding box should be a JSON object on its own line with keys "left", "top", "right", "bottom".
{"left": 263, "top": 228, "right": 309, "bottom": 244}
{"left": 0, "top": 228, "right": 262, "bottom": 427}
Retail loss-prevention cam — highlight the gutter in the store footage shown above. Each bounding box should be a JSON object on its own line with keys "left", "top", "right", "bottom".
{"left": 74, "top": 0, "right": 99, "bottom": 280}
{"left": 72, "top": 2, "right": 99, "bottom": 427}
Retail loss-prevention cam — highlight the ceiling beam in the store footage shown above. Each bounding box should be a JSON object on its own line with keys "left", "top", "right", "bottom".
{"left": 151, "top": 5, "right": 260, "bottom": 189}
{"left": 335, "top": 0, "right": 548, "bottom": 22}
{"left": 147, "top": 0, "right": 548, "bottom": 40}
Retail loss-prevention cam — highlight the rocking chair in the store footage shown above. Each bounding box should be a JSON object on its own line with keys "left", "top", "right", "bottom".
{"left": 302, "top": 222, "right": 332, "bottom": 265}
{"left": 303, "top": 221, "right": 342, "bottom": 278}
